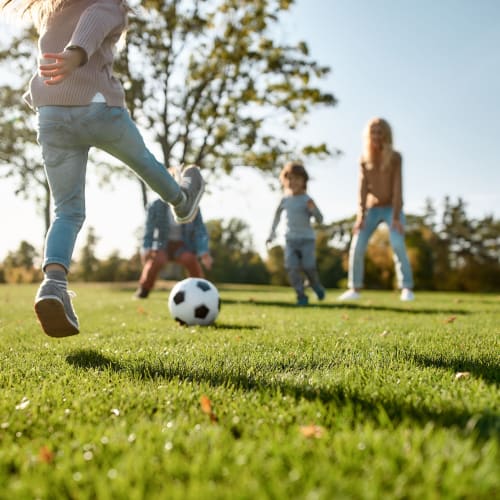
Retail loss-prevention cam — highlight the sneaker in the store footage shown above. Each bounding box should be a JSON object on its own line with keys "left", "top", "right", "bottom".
{"left": 34, "top": 279, "right": 79, "bottom": 337}
{"left": 297, "top": 295, "right": 309, "bottom": 306}
{"left": 337, "top": 289, "right": 361, "bottom": 301}
{"left": 312, "top": 285, "right": 326, "bottom": 301}
{"left": 134, "top": 287, "right": 149, "bottom": 299}
{"left": 173, "top": 165, "right": 206, "bottom": 224}
{"left": 400, "top": 288, "right": 415, "bottom": 301}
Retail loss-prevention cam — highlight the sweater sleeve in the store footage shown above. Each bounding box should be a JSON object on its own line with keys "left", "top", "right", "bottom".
{"left": 357, "top": 161, "right": 368, "bottom": 221}
{"left": 391, "top": 152, "right": 403, "bottom": 221}
{"left": 192, "top": 212, "right": 210, "bottom": 257}
{"left": 267, "top": 199, "right": 284, "bottom": 241}
{"left": 142, "top": 203, "right": 155, "bottom": 250}
{"left": 308, "top": 196, "right": 323, "bottom": 224}
{"left": 67, "top": 1, "right": 126, "bottom": 60}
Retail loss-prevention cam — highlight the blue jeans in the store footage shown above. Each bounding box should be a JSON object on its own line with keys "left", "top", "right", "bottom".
{"left": 37, "top": 104, "right": 181, "bottom": 271}
{"left": 347, "top": 207, "right": 414, "bottom": 289}
{"left": 285, "top": 238, "right": 322, "bottom": 297}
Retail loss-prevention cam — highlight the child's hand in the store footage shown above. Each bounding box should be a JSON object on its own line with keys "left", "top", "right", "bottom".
{"left": 39, "top": 48, "right": 86, "bottom": 85}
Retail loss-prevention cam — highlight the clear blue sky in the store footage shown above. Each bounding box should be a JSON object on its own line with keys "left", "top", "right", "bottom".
{"left": 1, "top": 0, "right": 499, "bottom": 261}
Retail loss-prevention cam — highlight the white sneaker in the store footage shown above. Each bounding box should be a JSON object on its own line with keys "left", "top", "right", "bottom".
{"left": 400, "top": 288, "right": 415, "bottom": 301}
{"left": 337, "top": 289, "right": 361, "bottom": 301}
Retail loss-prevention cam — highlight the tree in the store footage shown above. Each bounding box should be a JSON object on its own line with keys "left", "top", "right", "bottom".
{"left": 2, "top": 240, "right": 42, "bottom": 283}
{"left": 206, "top": 218, "right": 269, "bottom": 283}
{"left": 116, "top": 0, "right": 337, "bottom": 206}
{"left": 75, "top": 227, "right": 100, "bottom": 281}
{"left": 0, "top": 27, "right": 52, "bottom": 233}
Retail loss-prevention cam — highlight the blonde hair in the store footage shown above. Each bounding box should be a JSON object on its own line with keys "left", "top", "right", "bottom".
{"left": 362, "top": 117, "right": 394, "bottom": 171}
{"left": 1, "top": 0, "right": 131, "bottom": 29}
{"left": 279, "top": 161, "right": 309, "bottom": 190}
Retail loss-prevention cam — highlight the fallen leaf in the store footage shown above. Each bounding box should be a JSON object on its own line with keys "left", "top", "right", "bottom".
{"left": 299, "top": 425, "right": 325, "bottom": 439}
{"left": 444, "top": 316, "right": 457, "bottom": 323}
{"left": 455, "top": 371, "right": 471, "bottom": 380}
{"left": 200, "top": 395, "right": 218, "bottom": 423}
{"left": 136, "top": 306, "right": 147, "bottom": 315}
{"left": 38, "top": 446, "right": 55, "bottom": 464}
{"left": 380, "top": 330, "right": 390, "bottom": 337}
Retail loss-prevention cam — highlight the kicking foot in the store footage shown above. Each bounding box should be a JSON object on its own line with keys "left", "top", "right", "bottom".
{"left": 173, "top": 165, "right": 206, "bottom": 224}
{"left": 34, "top": 279, "right": 79, "bottom": 337}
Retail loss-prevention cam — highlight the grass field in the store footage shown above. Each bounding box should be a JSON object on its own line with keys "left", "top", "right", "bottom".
{"left": 0, "top": 283, "right": 499, "bottom": 499}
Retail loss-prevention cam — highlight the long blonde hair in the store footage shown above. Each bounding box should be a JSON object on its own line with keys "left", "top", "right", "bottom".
{"left": 1, "top": 0, "right": 131, "bottom": 29}
{"left": 362, "top": 117, "right": 394, "bottom": 171}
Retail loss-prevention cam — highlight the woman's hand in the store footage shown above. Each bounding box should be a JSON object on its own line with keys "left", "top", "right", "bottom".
{"left": 353, "top": 218, "right": 365, "bottom": 234}
{"left": 391, "top": 219, "right": 405, "bottom": 234}
{"left": 39, "top": 48, "right": 86, "bottom": 85}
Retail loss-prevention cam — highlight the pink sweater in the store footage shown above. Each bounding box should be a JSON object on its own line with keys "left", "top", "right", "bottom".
{"left": 26, "top": 0, "right": 127, "bottom": 108}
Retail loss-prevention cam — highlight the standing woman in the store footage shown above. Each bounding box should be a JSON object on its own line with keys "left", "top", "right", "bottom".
{"left": 1, "top": 0, "right": 205, "bottom": 337}
{"left": 338, "top": 118, "right": 414, "bottom": 301}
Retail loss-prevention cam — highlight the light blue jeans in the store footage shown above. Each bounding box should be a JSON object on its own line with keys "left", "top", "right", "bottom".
{"left": 36, "top": 104, "right": 182, "bottom": 271}
{"left": 347, "top": 206, "right": 414, "bottom": 290}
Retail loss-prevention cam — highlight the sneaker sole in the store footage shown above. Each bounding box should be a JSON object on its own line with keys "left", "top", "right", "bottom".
{"left": 34, "top": 296, "right": 79, "bottom": 338}
{"left": 174, "top": 177, "right": 206, "bottom": 224}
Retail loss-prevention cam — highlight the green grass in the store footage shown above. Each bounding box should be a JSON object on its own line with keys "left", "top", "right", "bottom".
{"left": 0, "top": 283, "right": 499, "bottom": 499}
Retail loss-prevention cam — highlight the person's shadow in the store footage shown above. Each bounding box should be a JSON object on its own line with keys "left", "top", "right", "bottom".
{"left": 66, "top": 347, "right": 499, "bottom": 441}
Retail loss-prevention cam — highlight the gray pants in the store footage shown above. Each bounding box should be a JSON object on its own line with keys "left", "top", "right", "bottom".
{"left": 285, "top": 238, "right": 322, "bottom": 298}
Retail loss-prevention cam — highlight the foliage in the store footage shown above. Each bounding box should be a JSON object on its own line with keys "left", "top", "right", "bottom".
{"left": 0, "top": 26, "right": 52, "bottom": 233}
{"left": 2, "top": 240, "right": 42, "bottom": 283}
{"left": 0, "top": 284, "right": 499, "bottom": 498}
{"left": 206, "top": 218, "right": 269, "bottom": 284}
{"left": 116, "top": 0, "right": 337, "bottom": 204}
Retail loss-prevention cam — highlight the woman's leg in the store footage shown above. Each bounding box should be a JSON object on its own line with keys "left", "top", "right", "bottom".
{"left": 385, "top": 211, "right": 414, "bottom": 289}
{"left": 347, "top": 208, "right": 380, "bottom": 289}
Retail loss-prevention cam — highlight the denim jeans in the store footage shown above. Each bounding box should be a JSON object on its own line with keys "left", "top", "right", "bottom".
{"left": 36, "top": 104, "right": 181, "bottom": 271}
{"left": 347, "top": 206, "right": 414, "bottom": 289}
{"left": 285, "top": 238, "right": 322, "bottom": 297}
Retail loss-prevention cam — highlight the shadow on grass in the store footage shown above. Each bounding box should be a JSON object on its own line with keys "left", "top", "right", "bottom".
{"left": 222, "top": 298, "right": 471, "bottom": 315}
{"left": 406, "top": 351, "right": 500, "bottom": 385}
{"left": 67, "top": 348, "right": 499, "bottom": 441}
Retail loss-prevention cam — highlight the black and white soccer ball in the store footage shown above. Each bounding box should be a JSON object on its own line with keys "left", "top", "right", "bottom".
{"left": 168, "top": 278, "right": 220, "bottom": 326}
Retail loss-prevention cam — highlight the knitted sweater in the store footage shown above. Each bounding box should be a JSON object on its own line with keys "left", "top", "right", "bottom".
{"left": 357, "top": 151, "right": 403, "bottom": 221}
{"left": 25, "top": 0, "right": 127, "bottom": 108}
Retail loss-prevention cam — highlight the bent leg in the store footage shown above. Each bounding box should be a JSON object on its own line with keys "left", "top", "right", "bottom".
{"left": 176, "top": 251, "right": 204, "bottom": 278}
{"left": 92, "top": 108, "right": 183, "bottom": 205}
{"left": 139, "top": 250, "right": 168, "bottom": 292}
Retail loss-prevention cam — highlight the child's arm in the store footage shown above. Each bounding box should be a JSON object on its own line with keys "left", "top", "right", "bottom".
{"left": 266, "top": 199, "right": 284, "bottom": 244}
{"left": 40, "top": 0, "right": 126, "bottom": 85}
{"left": 307, "top": 198, "right": 323, "bottom": 224}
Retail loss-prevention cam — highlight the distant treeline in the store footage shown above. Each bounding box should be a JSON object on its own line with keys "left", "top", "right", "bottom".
{"left": 1, "top": 197, "right": 499, "bottom": 292}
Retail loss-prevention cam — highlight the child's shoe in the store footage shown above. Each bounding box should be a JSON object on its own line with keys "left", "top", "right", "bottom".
{"left": 173, "top": 165, "right": 206, "bottom": 223}
{"left": 34, "top": 279, "right": 79, "bottom": 337}
{"left": 134, "top": 287, "right": 149, "bottom": 299}
{"left": 296, "top": 295, "right": 309, "bottom": 306}
{"left": 313, "top": 285, "right": 326, "bottom": 301}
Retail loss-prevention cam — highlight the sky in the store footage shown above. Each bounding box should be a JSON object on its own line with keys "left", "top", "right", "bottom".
{"left": 1, "top": 0, "right": 499, "bottom": 262}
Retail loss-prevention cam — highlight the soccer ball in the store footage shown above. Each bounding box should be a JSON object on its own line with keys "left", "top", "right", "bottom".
{"left": 168, "top": 278, "right": 220, "bottom": 326}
